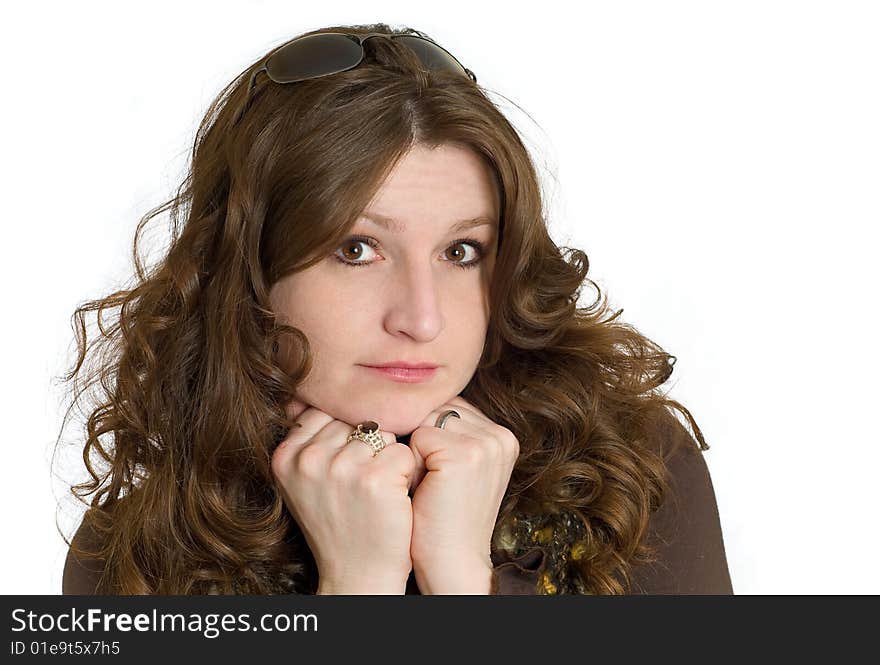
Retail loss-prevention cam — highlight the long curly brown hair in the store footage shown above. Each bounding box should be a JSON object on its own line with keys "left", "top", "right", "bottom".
{"left": 54, "top": 22, "right": 709, "bottom": 595}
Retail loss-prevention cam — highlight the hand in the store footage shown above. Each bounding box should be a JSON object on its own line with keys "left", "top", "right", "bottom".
{"left": 271, "top": 397, "right": 418, "bottom": 594}
{"left": 407, "top": 395, "right": 520, "bottom": 594}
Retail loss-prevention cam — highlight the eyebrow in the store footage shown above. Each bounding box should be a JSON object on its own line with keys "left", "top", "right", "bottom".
{"left": 359, "top": 211, "right": 498, "bottom": 234}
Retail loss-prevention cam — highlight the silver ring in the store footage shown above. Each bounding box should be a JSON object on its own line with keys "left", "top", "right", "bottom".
{"left": 435, "top": 409, "right": 461, "bottom": 429}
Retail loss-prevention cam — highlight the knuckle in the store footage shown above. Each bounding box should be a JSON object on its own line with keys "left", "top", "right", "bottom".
{"left": 271, "top": 426, "right": 308, "bottom": 477}
{"left": 501, "top": 431, "right": 520, "bottom": 456}
{"left": 462, "top": 440, "right": 486, "bottom": 465}
{"left": 270, "top": 446, "right": 290, "bottom": 479}
{"left": 327, "top": 454, "right": 356, "bottom": 481}
{"left": 357, "top": 468, "right": 385, "bottom": 494}
{"left": 509, "top": 434, "right": 521, "bottom": 457}
{"left": 492, "top": 427, "right": 519, "bottom": 456}
{"left": 294, "top": 444, "right": 324, "bottom": 479}
{"left": 386, "top": 442, "right": 416, "bottom": 472}
{"left": 401, "top": 445, "right": 417, "bottom": 472}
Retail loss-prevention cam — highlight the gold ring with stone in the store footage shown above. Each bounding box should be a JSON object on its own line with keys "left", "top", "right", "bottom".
{"left": 346, "top": 420, "right": 387, "bottom": 457}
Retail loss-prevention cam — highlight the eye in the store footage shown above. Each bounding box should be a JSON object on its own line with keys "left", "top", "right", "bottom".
{"left": 443, "top": 239, "right": 485, "bottom": 269}
{"left": 335, "top": 236, "right": 381, "bottom": 266}
{"left": 333, "top": 236, "right": 487, "bottom": 270}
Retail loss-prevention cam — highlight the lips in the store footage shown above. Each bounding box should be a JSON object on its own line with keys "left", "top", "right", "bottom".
{"left": 363, "top": 361, "right": 439, "bottom": 369}
{"left": 360, "top": 365, "right": 438, "bottom": 383}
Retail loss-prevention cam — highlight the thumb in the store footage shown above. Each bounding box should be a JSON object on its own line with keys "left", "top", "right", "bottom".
{"left": 407, "top": 435, "right": 428, "bottom": 495}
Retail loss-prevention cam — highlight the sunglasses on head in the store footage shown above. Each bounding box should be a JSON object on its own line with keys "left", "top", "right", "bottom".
{"left": 233, "top": 30, "right": 477, "bottom": 126}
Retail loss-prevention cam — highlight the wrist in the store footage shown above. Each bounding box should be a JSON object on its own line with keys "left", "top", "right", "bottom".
{"left": 317, "top": 579, "right": 408, "bottom": 595}
{"left": 413, "top": 555, "right": 494, "bottom": 595}
{"left": 316, "top": 569, "right": 409, "bottom": 595}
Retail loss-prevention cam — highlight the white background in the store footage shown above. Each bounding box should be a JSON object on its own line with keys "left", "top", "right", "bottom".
{"left": 2, "top": 1, "right": 877, "bottom": 594}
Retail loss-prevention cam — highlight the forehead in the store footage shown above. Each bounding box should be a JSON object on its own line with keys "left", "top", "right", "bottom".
{"left": 362, "top": 143, "right": 501, "bottom": 227}
{"left": 359, "top": 209, "right": 497, "bottom": 235}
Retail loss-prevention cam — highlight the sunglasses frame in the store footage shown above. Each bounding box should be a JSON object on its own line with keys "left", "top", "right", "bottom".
{"left": 233, "top": 30, "right": 476, "bottom": 125}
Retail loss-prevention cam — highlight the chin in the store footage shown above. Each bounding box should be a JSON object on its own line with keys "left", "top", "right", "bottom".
{"left": 387, "top": 423, "right": 419, "bottom": 439}
{"left": 345, "top": 413, "right": 418, "bottom": 439}
{"left": 338, "top": 392, "right": 456, "bottom": 438}
{"left": 363, "top": 406, "right": 435, "bottom": 437}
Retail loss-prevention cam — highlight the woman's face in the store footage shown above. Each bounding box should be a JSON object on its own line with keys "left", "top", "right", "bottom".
{"left": 269, "top": 142, "right": 501, "bottom": 437}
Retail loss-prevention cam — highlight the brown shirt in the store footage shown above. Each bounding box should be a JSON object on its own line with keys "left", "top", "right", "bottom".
{"left": 63, "top": 414, "right": 733, "bottom": 595}
{"left": 482, "top": 414, "right": 734, "bottom": 595}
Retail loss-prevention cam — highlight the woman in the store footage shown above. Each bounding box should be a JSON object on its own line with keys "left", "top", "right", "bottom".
{"left": 59, "top": 22, "right": 732, "bottom": 595}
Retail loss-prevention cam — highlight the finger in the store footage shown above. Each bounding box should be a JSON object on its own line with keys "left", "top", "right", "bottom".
{"left": 434, "top": 400, "right": 498, "bottom": 440}
{"left": 408, "top": 404, "right": 494, "bottom": 470}
{"left": 446, "top": 394, "right": 478, "bottom": 412}
{"left": 274, "top": 399, "right": 333, "bottom": 460}
{"left": 443, "top": 396, "right": 489, "bottom": 424}
{"left": 420, "top": 404, "right": 480, "bottom": 437}
{"left": 273, "top": 416, "right": 383, "bottom": 478}
{"left": 333, "top": 424, "right": 397, "bottom": 462}
{"left": 284, "top": 395, "right": 310, "bottom": 422}
{"left": 375, "top": 442, "right": 418, "bottom": 493}
{"left": 408, "top": 423, "right": 456, "bottom": 470}
{"left": 407, "top": 436, "right": 427, "bottom": 493}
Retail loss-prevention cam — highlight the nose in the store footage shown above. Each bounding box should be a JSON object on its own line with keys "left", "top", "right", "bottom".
{"left": 382, "top": 260, "right": 445, "bottom": 342}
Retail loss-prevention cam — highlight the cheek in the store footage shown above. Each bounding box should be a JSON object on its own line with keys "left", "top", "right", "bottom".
{"left": 450, "top": 290, "right": 491, "bottom": 348}
{"left": 462, "top": 274, "right": 492, "bottom": 325}
{"left": 274, "top": 269, "right": 360, "bottom": 332}
{"left": 270, "top": 273, "right": 358, "bottom": 369}
{"left": 291, "top": 305, "right": 361, "bottom": 362}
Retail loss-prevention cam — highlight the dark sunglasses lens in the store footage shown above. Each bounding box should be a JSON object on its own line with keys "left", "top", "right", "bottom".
{"left": 395, "top": 36, "right": 468, "bottom": 76}
{"left": 266, "top": 33, "right": 363, "bottom": 83}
